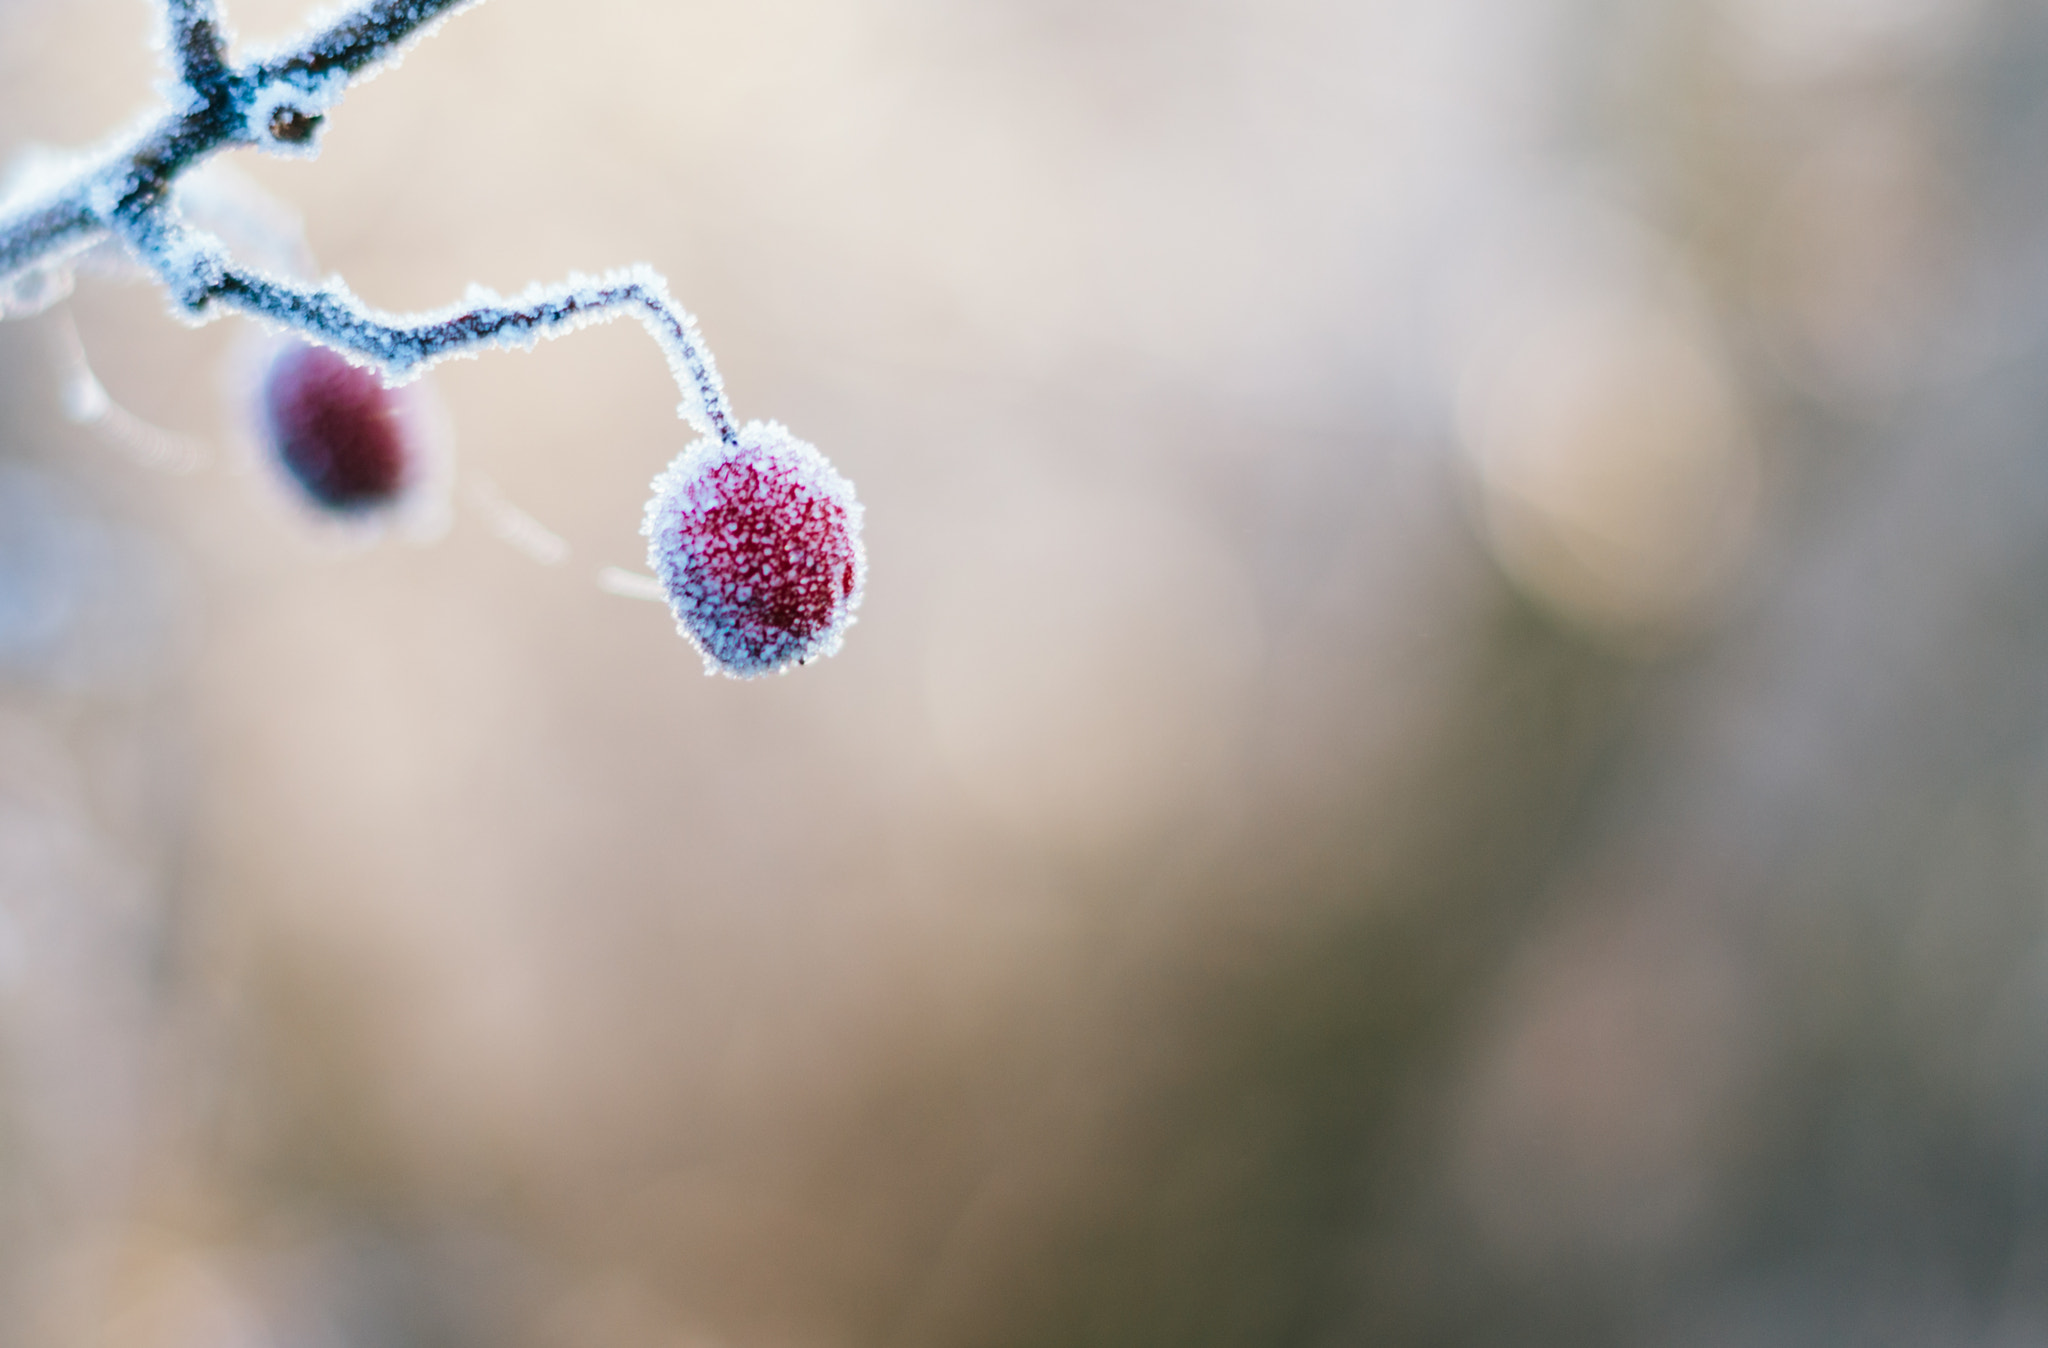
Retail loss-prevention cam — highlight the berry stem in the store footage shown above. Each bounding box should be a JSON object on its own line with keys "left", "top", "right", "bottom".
{"left": 122, "top": 205, "right": 736, "bottom": 443}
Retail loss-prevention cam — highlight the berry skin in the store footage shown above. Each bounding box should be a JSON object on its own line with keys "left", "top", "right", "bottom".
{"left": 259, "top": 341, "right": 414, "bottom": 513}
{"left": 642, "top": 422, "right": 866, "bottom": 678}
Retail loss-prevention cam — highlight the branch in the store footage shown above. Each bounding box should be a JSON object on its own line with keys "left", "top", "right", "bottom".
{"left": 0, "top": 191, "right": 97, "bottom": 282}
{"left": 162, "top": 0, "right": 230, "bottom": 95}
{"left": 247, "top": 0, "right": 485, "bottom": 84}
{"left": 2, "top": 0, "right": 488, "bottom": 269}
{"left": 123, "top": 206, "right": 736, "bottom": 444}
{"left": 219, "top": 265, "right": 740, "bottom": 445}
{"left": 2, "top": 0, "right": 743, "bottom": 447}
{"left": 0, "top": 0, "right": 866, "bottom": 675}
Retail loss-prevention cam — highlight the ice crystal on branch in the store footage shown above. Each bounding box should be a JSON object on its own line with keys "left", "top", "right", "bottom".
{"left": 0, "top": 0, "right": 863, "bottom": 675}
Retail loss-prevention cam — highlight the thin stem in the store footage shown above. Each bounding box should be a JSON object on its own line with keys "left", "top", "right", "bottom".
{"left": 158, "top": 221, "right": 738, "bottom": 443}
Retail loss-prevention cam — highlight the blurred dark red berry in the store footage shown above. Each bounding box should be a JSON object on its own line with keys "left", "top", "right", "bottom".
{"left": 643, "top": 422, "right": 866, "bottom": 677}
{"left": 260, "top": 342, "right": 411, "bottom": 512}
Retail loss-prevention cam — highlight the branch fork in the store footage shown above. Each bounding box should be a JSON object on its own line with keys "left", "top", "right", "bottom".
{"left": 0, "top": 0, "right": 738, "bottom": 446}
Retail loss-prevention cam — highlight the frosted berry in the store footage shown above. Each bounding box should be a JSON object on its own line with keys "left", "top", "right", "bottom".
{"left": 642, "top": 422, "right": 866, "bottom": 678}
{"left": 259, "top": 341, "right": 414, "bottom": 513}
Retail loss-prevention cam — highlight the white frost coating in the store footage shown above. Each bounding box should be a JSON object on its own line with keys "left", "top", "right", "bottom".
{"left": 1, "top": 146, "right": 89, "bottom": 216}
{"left": 641, "top": 421, "right": 866, "bottom": 678}
{"left": 244, "top": 70, "right": 348, "bottom": 157}
{"left": 424, "top": 268, "right": 733, "bottom": 440}
{"left": 105, "top": 203, "right": 733, "bottom": 439}
{"left": 133, "top": 211, "right": 229, "bottom": 315}
{"left": 81, "top": 171, "right": 123, "bottom": 224}
{"left": 242, "top": 0, "right": 488, "bottom": 91}
{"left": 0, "top": 148, "right": 110, "bottom": 305}
{"left": 152, "top": 76, "right": 210, "bottom": 121}
{"left": 141, "top": 223, "right": 738, "bottom": 441}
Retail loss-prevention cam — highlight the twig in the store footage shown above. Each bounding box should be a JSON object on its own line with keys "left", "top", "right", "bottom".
{"left": 0, "top": 0, "right": 734, "bottom": 445}
{"left": 1, "top": 0, "right": 864, "bottom": 677}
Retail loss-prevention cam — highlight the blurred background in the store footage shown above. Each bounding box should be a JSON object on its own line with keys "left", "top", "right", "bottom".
{"left": 2, "top": 0, "right": 2047, "bottom": 1343}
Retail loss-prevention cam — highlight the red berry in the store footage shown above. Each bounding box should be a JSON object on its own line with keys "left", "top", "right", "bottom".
{"left": 260, "top": 341, "right": 413, "bottom": 512}
{"left": 642, "top": 423, "right": 866, "bottom": 678}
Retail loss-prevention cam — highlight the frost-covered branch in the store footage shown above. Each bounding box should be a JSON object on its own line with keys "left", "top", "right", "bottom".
{"left": 162, "top": 0, "right": 230, "bottom": 94}
{"left": 136, "top": 209, "right": 736, "bottom": 443}
{"left": 245, "top": 0, "right": 482, "bottom": 85}
{"left": 2, "top": 0, "right": 734, "bottom": 437}
{"left": 2, "top": 0, "right": 493, "bottom": 300}
{"left": 0, "top": 192, "right": 96, "bottom": 282}
{"left": 0, "top": 0, "right": 864, "bottom": 677}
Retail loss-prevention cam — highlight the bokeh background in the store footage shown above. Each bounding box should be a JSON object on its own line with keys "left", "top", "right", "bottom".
{"left": 3, "top": 0, "right": 2047, "bottom": 1343}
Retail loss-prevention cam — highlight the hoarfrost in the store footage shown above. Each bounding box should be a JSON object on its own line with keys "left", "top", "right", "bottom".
{"left": 641, "top": 422, "right": 867, "bottom": 679}
{"left": 243, "top": 70, "right": 347, "bottom": 158}
{"left": 0, "top": 0, "right": 862, "bottom": 668}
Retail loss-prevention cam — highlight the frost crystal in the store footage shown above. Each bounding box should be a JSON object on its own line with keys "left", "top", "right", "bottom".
{"left": 642, "top": 423, "right": 866, "bottom": 678}
{"left": 244, "top": 72, "right": 345, "bottom": 157}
